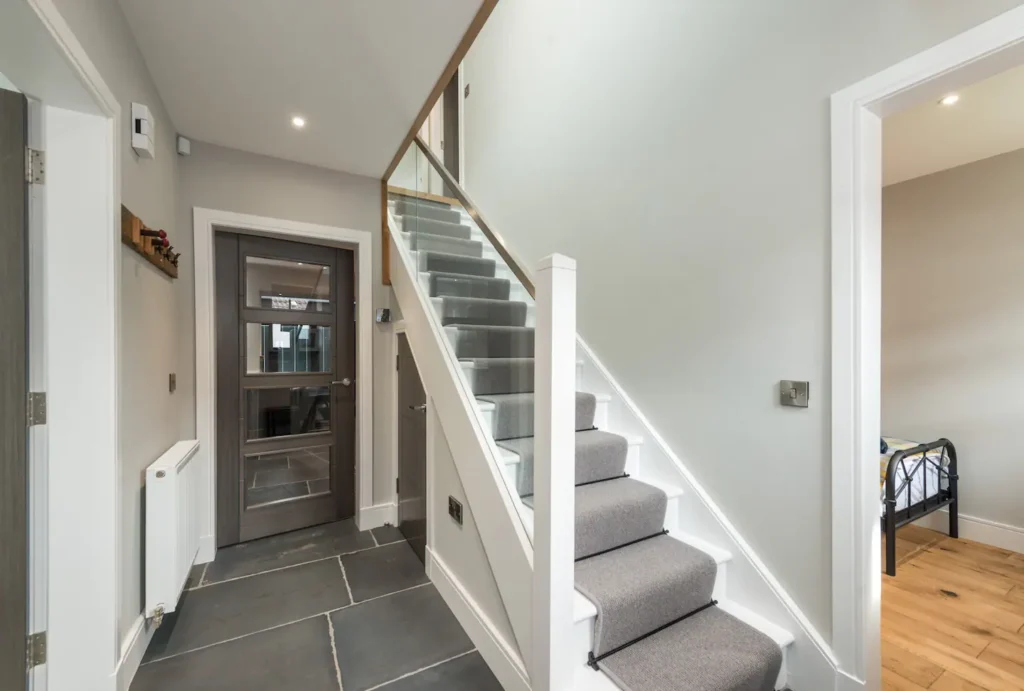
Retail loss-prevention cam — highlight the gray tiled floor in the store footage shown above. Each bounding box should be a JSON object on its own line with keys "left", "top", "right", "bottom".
{"left": 132, "top": 519, "right": 501, "bottom": 691}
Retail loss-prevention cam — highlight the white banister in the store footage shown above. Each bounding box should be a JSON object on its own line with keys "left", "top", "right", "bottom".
{"left": 532, "top": 253, "right": 578, "bottom": 691}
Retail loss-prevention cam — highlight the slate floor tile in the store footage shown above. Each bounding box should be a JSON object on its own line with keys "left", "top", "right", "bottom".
{"left": 371, "top": 524, "right": 405, "bottom": 546}
{"left": 341, "top": 541, "right": 429, "bottom": 602}
{"left": 203, "top": 518, "right": 375, "bottom": 584}
{"left": 330, "top": 585, "right": 473, "bottom": 691}
{"left": 132, "top": 616, "right": 338, "bottom": 691}
{"left": 381, "top": 652, "right": 502, "bottom": 691}
{"left": 183, "top": 563, "right": 206, "bottom": 590}
{"left": 144, "top": 558, "right": 350, "bottom": 661}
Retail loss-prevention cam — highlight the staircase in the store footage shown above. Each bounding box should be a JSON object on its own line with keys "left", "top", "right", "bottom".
{"left": 388, "top": 187, "right": 794, "bottom": 691}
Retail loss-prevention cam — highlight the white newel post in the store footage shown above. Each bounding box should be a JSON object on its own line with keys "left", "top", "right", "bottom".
{"left": 533, "top": 253, "right": 577, "bottom": 691}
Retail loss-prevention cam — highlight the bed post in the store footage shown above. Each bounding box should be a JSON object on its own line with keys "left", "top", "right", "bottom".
{"left": 945, "top": 440, "right": 959, "bottom": 540}
{"left": 884, "top": 460, "right": 898, "bottom": 577}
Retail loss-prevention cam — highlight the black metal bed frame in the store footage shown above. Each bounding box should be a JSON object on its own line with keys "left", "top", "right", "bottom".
{"left": 882, "top": 438, "right": 959, "bottom": 576}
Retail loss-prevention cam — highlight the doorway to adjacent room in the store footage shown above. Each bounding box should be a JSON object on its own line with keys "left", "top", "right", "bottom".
{"left": 214, "top": 233, "right": 357, "bottom": 546}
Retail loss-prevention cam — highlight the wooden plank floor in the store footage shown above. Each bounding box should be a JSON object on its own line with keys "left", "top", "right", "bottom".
{"left": 882, "top": 525, "right": 1024, "bottom": 690}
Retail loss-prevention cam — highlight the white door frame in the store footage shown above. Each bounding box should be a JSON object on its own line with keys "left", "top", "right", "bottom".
{"left": 1, "top": 1, "right": 122, "bottom": 690}
{"left": 193, "top": 207, "right": 375, "bottom": 559}
{"left": 830, "top": 7, "right": 1024, "bottom": 689}
{"left": 390, "top": 320, "right": 407, "bottom": 526}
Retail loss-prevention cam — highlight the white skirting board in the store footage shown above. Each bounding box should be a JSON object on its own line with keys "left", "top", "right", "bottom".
{"left": 915, "top": 510, "right": 1024, "bottom": 554}
{"left": 115, "top": 614, "right": 155, "bottom": 691}
{"left": 426, "top": 547, "right": 530, "bottom": 691}
{"left": 358, "top": 502, "right": 397, "bottom": 531}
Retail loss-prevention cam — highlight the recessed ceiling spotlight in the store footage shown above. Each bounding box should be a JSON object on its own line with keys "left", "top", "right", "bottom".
{"left": 291, "top": 115, "right": 307, "bottom": 129}
{"left": 939, "top": 94, "right": 960, "bottom": 107}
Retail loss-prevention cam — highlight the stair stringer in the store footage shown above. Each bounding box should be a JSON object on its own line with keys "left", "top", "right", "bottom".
{"left": 388, "top": 214, "right": 535, "bottom": 668}
{"left": 575, "top": 338, "right": 841, "bottom": 691}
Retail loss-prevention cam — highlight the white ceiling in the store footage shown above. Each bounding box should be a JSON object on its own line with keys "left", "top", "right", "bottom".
{"left": 883, "top": 62, "right": 1024, "bottom": 186}
{"left": 117, "top": 0, "right": 481, "bottom": 178}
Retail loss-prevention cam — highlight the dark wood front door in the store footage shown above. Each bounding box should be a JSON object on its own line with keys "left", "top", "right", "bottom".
{"left": 397, "top": 334, "right": 427, "bottom": 564}
{"left": 0, "top": 88, "right": 28, "bottom": 691}
{"left": 215, "top": 233, "right": 356, "bottom": 546}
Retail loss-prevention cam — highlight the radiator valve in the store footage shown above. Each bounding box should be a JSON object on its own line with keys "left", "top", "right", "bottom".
{"left": 149, "top": 605, "right": 165, "bottom": 629}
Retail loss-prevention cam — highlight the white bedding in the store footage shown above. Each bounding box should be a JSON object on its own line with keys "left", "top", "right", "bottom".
{"left": 879, "top": 438, "right": 947, "bottom": 516}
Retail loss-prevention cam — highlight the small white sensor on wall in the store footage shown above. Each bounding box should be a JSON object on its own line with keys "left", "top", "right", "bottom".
{"left": 131, "top": 102, "right": 155, "bottom": 159}
{"left": 177, "top": 135, "right": 191, "bottom": 156}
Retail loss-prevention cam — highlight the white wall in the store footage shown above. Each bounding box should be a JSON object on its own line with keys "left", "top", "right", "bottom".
{"left": 882, "top": 147, "right": 1024, "bottom": 533}
{"left": 50, "top": 0, "right": 181, "bottom": 646}
{"left": 428, "top": 405, "right": 518, "bottom": 654}
{"left": 0, "top": 70, "right": 19, "bottom": 92}
{"left": 462, "top": 0, "right": 1024, "bottom": 642}
{"left": 176, "top": 140, "right": 396, "bottom": 506}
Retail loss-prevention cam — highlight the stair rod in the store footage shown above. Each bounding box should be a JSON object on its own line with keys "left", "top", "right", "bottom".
{"left": 574, "top": 529, "right": 669, "bottom": 563}
{"left": 519, "top": 473, "right": 630, "bottom": 501}
{"left": 586, "top": 600, "right": 719, "bottom": 670}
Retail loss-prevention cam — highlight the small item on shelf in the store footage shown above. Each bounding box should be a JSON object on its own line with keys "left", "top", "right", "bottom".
{"left": 120, "top": 205, "right": 177, "bottom": 278}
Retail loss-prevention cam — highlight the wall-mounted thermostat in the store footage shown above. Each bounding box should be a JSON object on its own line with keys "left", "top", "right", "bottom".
{"left": 131, "top": 102, "right": 155, "bottom": 159}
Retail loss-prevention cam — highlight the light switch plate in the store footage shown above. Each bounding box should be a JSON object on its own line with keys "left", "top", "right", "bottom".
{"left": 780, "top": 380, "right": 809, "bottom": 408}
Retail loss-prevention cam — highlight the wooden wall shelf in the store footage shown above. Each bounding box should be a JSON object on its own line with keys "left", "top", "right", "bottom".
{"left": 120, "top": 205, "right": 178, "bottom": 279}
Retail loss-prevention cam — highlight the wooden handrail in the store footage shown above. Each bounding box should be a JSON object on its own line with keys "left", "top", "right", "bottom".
{"left": 411, "top": 136, "right": 535, "bottom": 298}
{"left": 380, "top": 0, "right": 498, "bottom": 285}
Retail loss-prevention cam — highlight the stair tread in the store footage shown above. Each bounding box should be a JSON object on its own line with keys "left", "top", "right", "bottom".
{"left": 478, "top": 391, "right": 597, "bottom": 444}
{"left": 501, "top": 430, "right": 627, "bottom": 485}
{"left": 408, "top": 232, "right": 483, "bottom": 258}
{"left": 419, "top": 251, "right": 496, "bottom": 278}
{"left": 461, "top": 357, "right": 534, "bottom": 366}
{"left": 427, "top": 270, "right": 509, "bottom": 285}
{"left": 439, "top": 295, "right": 527, "bottom": 308}
{"left": 449, "top": 324, "right": 534, "bottom": 333}
{"left": 398, "top": 214, "right": 471, "bottom": 239}
{"left": 576, "top": 534, "right": 718, "bottom": 656}
{"left": 576, "top": 478, "right": 667, "bottom": 561}
{"left": 597, "top": 606, "right": 783, "bottom": 691}
{"left": 717, "top": 600, "right": 795, "bottom": 649}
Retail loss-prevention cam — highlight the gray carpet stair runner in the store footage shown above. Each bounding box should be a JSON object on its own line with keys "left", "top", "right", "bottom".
{"left": 397, "top": 196, "right": 784, "bottom": 691}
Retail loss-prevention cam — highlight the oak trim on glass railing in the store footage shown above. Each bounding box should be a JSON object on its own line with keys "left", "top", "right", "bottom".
{"left": 411, "top": 136, "right": 536, "bottom": 298}
{"left": 380, "top": 0, "right": 498, "bottom": 285}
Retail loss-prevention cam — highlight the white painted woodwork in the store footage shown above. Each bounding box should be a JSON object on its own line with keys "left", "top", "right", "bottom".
{"left": 532, "top": 254, "right": 577, "bottom": 691}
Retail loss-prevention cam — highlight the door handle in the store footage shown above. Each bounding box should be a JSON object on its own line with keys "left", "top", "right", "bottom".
{"left": 332, "top": 378, "right": 353, "bottom": 387}
{"left": 408, "top": 404, "right": 427, "bottom": 411}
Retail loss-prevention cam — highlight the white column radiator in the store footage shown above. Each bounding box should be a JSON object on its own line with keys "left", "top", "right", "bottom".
{"left": 145, "top": 439, "right": 202, "bottom": 624}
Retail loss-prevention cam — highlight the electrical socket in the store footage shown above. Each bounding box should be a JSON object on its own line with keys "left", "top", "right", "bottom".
{"left": 448, "top": 496, "right": 463, "bottom": 525}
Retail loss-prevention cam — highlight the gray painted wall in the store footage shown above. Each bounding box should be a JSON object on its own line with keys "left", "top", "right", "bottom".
{"left": 882, "top": 147, "right": 1024, "bottom": 534}
{"left": 175, "top": 140, "right": 396, "bottom": 507}
{"left": 51, "top": 0, "right": 181, "bottom": 645}
{"left": 429, "top": 407, "right": 517, "bottom": 654}
{"left": 462, "top": 0, "right": 1024, "bottom": 641}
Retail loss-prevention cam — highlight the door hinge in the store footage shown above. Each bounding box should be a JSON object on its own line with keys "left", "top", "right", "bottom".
{"left": 26, "top": 148, "right": 45, "bottom": 185}
{"left": 26, "top": 632, "right": 46, "bottom": 669}
{"left": 27, "top": 392, "right": 46, "bottom": 426}
{"left": 396, "top": 477, "right": 400, "bottom": 495}
{"left": 396, "top": 354, "right": 400, "bottom": 370}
